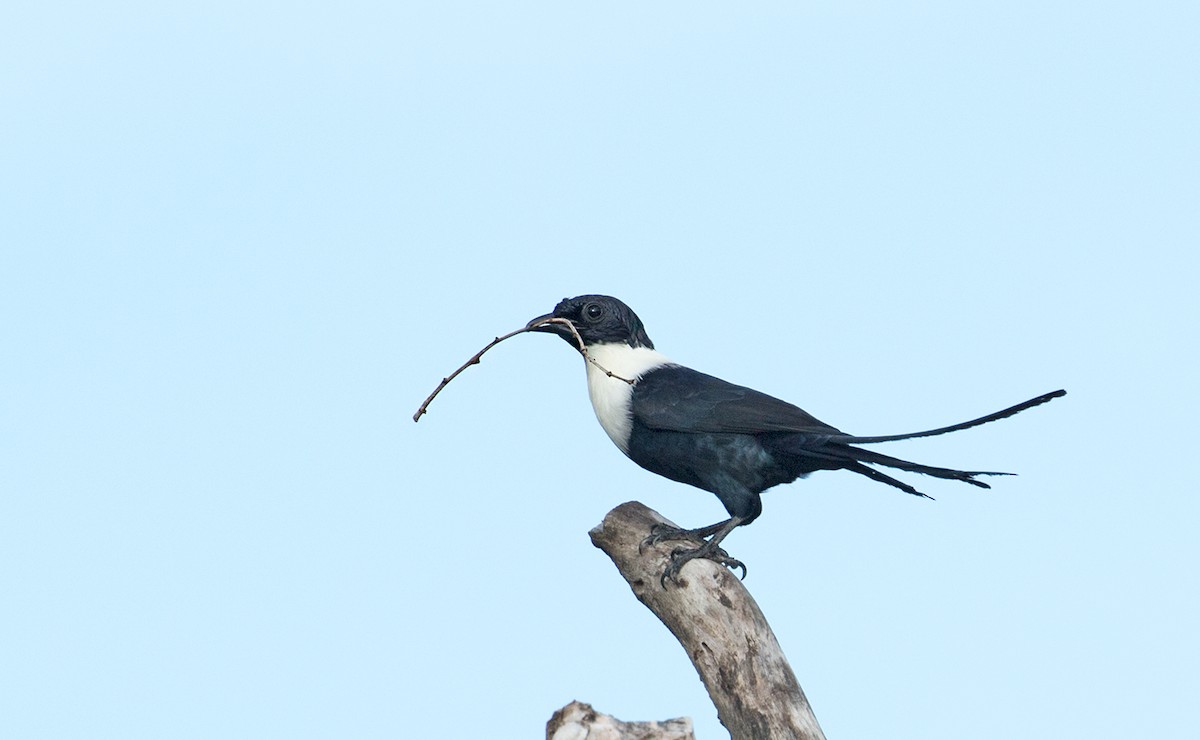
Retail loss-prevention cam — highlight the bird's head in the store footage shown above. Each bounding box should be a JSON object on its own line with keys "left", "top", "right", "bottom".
{"left": 527, "top": 294, "right": 654, "bottom": 351}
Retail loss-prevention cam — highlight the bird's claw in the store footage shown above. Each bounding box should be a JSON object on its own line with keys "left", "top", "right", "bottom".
{"left": 640, "top": 522, "right": 747, "bottom": 586}
{"left": 658, "top": 544, "right": 747, "bottom": 587}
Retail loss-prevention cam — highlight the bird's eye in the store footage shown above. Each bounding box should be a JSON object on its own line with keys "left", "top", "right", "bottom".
{"left": 583, "top": 303, "right": 604, "bottom": 322}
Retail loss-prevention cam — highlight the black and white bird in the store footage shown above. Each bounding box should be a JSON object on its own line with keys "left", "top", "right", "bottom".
{"left": 528, "top": 294, "right": 1065, "bottom": 583}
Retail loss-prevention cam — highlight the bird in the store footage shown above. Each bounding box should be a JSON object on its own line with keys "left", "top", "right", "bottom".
{"left": 526, "top": 294, "right": 1066, "bottom": 585}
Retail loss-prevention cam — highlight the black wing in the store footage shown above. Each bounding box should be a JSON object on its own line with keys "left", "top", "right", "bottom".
{"left": 632, "top": 365, "right": 844, "bottom": 435}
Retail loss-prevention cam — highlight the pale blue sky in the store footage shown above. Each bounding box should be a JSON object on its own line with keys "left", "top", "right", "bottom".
{"left": 2, "top": 2, "right": 1196, "bottom": 738}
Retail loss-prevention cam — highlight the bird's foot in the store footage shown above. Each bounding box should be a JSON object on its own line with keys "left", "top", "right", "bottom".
{"left": 660, "top": 542, "right": 746, "bottom": 586}
{"left": 641, "top": 525, "right": 747, "bottom": 586}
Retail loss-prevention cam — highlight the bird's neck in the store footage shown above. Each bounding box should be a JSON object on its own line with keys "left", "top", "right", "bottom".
{"left": 583, "top": 342, "right": 672, "bottom": 455}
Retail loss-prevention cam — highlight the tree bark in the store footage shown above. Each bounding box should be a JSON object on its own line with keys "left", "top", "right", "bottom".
{"left": 588, "top": 502, "right": 826, "bottom": 740}
{"left": 546, "top": 700, "right": 694, "bottom": 740}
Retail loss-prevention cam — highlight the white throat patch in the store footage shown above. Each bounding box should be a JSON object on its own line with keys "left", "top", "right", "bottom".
{"left": 583, "top": 342, "right": 672, "bottom": 455}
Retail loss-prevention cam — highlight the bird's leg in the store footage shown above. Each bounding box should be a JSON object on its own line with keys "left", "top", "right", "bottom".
{"left": 641, "top": 516, "right": 747, "bottom": 586}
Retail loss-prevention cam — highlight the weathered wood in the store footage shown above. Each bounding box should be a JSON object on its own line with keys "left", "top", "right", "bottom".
{"left": 546, "top": 700, "right": 694, "bottom": 740}
{"left": 589, "top": 502, "right": 826, "bottom": 740}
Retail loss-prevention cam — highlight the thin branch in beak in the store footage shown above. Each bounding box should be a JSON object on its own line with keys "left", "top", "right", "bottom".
{"left": 412, "top": 316, "right": 633, "bottom": 423}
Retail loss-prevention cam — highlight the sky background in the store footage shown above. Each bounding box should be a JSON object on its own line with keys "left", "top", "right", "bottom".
{"left": 2, "top": 2, "right": 1197, "bottom": 738}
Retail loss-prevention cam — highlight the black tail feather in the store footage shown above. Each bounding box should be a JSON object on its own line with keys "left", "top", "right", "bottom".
{"left": 847, "top": 447, "right": 1003, "bottom": 488}
{"left": 844, "top": 461, "right": 935, "bottom": 499}
{"left": 836, "top": 389, "right": 1066, "bottom": 445}
{"left": 771, "top": 439, "right": 998, "bottom": 496}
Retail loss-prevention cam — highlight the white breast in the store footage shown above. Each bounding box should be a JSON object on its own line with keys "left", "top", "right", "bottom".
{"left": 583, "top": 343, "right": 672, "bottom": 455}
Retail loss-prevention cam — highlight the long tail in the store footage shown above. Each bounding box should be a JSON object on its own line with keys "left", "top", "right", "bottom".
{"left": 832, "top": 389, "right": 1066, "bottom": 444}
{"left": 776, "top": 389, "right": 1065, "bottom": 498}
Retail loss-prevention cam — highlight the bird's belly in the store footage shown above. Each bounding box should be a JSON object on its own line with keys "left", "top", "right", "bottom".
{"left": 627, "top": 424, "right": 795, "bottom": 496}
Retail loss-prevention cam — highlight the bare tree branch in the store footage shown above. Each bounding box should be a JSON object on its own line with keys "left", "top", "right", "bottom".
{"left": 589, "top": 502, "right": 826, "bottom": 740}
{"left": 546, "top": 700, "right": 694, "bottom": 740}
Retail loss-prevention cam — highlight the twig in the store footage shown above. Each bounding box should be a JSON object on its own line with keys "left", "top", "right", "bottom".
{"left": 411, "top": 326, "right": 528, "bottom": 423}
{"left": 412, "top": 316, "right": 633, "bottom": 423}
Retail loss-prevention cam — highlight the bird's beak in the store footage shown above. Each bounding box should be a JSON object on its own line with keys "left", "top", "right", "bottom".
{"left": 526, "top": 313, "right": 582, "bottom": 348}
{"left": 526, "top": 313, "right": 567, "bottom": 334}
